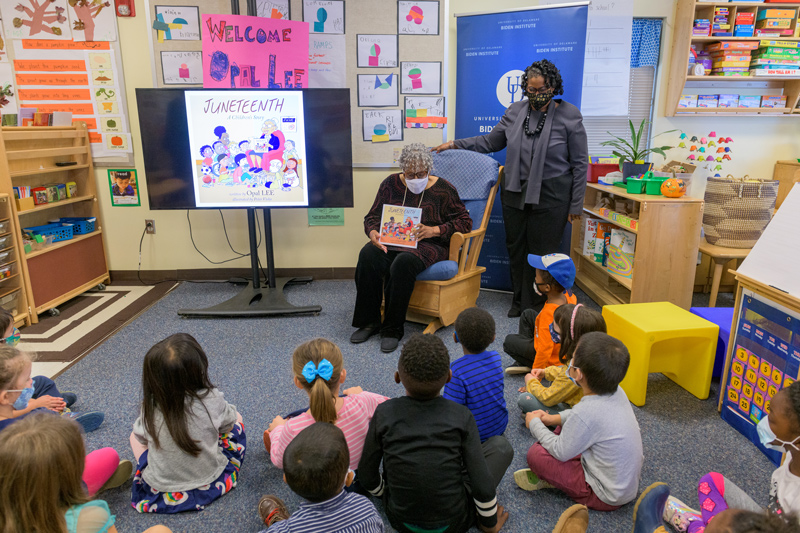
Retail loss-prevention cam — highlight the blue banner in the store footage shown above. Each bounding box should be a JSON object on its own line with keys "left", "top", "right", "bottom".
{"left": 456, "top": 5, "right": 588, "bottom": 290}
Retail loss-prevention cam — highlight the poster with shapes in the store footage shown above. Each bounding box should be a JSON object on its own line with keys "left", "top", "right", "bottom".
{"left": 398, "top": 1, "right": 439, "bottom": 35}
{"left": 12, "top": 40, "right": 131, "bottom": 157}
{"left": 1, "top": 0, "right": 72, "bottom": 40}
{"left": 184, "top": 90, "right": 309, "bottom": 208}
{"left": 357, "top": 74, "right": 397, "bottom": 107}
{"left": 362, "top": 109, "right": 402, "bottom": 142}
{"left": 256, "top": 0, "right": 290, "bottom": 20}
{"left": 68, "top": 0, "right": 117, "bottom": 42}
{"left": 202, "top": 14, "right": 309, "bottom": 90}
{"left": 400, "top": 62, "right": 440, "bottom": 94}
{"left": 0, "top": 64, "right": 18, "bottom": 114}
{"left": 154, "top": 5, "right": 200, "bottom": 41}
{"left": 404, "top": 96, "right": 445, "bottom": 129}
{"left": 0, "top": 21, "right": 7, "bottom": 63}
{"left": 356, "top": 34, "right": 398, "bottom": 68}
{"left": 108, "top": 169, "right": 140, "bottom": 206}
{"left": 303, "top": 1, "right": 344, "bottom": 35}
{"left": 309, "top": 34, "right": 346, "bottom": 88}
{"left": 161, "top": 51, "right": 202, "bottom": 85}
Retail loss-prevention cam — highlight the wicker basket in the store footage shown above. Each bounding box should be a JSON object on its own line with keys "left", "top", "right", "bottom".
{"left": 702, "top": 175, "right": 778, "bottom": 248}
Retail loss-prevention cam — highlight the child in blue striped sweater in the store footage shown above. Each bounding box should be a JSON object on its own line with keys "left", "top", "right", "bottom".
{"left": 443, "top": 307, "right": 509, "bottom": 443}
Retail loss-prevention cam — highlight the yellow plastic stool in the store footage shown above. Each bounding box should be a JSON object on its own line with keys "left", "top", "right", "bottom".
{"left": 602, "top": 302, "right": 719, "bottom": 407}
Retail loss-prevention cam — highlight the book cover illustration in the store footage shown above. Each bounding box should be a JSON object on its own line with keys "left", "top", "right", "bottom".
{"left": 379, "top": 204, "right": 422, "bottom": 249}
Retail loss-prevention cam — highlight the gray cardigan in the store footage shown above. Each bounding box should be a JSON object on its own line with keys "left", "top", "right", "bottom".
{"left": 454, "top": 99, "right": 589, "bottom": 215}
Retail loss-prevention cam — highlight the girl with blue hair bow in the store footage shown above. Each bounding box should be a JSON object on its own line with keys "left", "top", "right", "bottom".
{"left": 265, "top": 338, "right": 387, "bottom": 475}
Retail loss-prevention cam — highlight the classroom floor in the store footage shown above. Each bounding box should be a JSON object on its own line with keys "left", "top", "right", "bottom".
{"left": 41, "top": 280, "right": 766, "bottom": 533}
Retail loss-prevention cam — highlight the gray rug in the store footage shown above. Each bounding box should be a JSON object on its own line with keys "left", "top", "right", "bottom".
{"left": 50, "top": 280, "right": 770, "bottom": 532}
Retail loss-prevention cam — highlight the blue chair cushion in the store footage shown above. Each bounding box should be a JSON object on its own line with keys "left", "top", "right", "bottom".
{"left": 417, "top": 260, "right": 459, "bottom": 281}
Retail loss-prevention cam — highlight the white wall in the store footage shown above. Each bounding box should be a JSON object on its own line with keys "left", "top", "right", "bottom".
{"left": 100, "top": 0, "right": 800, "bottom": 273}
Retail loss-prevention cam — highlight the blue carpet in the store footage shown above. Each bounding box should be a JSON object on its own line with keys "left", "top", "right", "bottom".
{"left": 52, "top": 280, "right": 771, "bottom": 532}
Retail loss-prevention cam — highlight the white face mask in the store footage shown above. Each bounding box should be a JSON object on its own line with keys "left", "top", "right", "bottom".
{"left": 406, "top": 175, "right": 429, "bottom": 194}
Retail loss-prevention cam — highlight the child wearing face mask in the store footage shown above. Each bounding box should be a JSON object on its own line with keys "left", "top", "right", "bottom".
{"left": 518, "top": 304, "right": 606, "bottom": 416}
{"left": 663, "top": 381, "right": 800, "bottom": 531}
{"left": 0, "top": 346, "right": 132, "bottom": 497}
{"left": 503, "top": 253, "right": 578, "bottom": 374}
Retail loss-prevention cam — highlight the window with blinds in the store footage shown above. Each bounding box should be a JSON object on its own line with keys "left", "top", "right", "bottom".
{"left": 583, "top": 66, "right": 658, "bottom": 156}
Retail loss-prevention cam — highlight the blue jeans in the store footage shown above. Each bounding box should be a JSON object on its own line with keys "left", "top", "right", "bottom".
{"left": 517, "top": 391, "right": 569, "bottom": 416}
{"left": 32, "top": 376, "right": 61, "bottom": 399}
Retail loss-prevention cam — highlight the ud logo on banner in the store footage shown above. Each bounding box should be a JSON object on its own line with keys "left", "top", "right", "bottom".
{"left": 496, "top": 69, "right": 526, "bottom": 109}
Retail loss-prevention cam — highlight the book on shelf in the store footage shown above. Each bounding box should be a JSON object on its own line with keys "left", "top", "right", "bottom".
{"left": 756, "top": 19, "right": 793, "bottom": 29}
{"left": 698, "top": 94, "right": 720, "bottom": 107}
{"left": 754, "top": 46, "right": 799, "bottom": 56}
{"left": 706, "top": 41, "right": 760, "bottom": 52}
{"left": 756, "top": 9, "right": 796, "bottom": 21}
{"left": 709, "top": 49, "right": 752, "bottom": 56}
{"left": 759, "top": 40, "right": 800, "bottom": 48}
{"left": 679, "top": 95, "right": 699, "bottom": 108}
{"left": 1, "top": 114, "right": 17, "bottom": 127}
{"left": 761, "top": 95, "right": 788, "bottom": 107}
{"left": 713, "top": 60, "right": 753, "bottom": 67}
{"left": 751, "top": 58, "right": 800, "bottom": 66}
{"left": 750, "top": 68, "right": 800, "bottom": 75}
{"left": 378, "top": 204, "right": 422, "bottom": 249}
{"left": 607, "top": 229, "right": 636, "bottom": 280}
{"left": 719, "top": 94, "right": 740, "bottom": 107}
{"left": 738, "top": 95, "right": 763, "bottom": 108}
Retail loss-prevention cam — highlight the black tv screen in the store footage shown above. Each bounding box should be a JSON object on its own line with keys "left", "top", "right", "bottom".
{"left": 136, "top": 88, "right": 353, "bottom": 210}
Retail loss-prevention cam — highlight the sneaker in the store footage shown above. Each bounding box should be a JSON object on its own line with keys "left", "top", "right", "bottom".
{"left": 62, "top": 411, "right": 104, "bottom": 433}
{"left": 632, "top": 482, "right": 670, "bottom": 533}
{"left": 663, "top": 495, "right": 702, "bottom": 532}
{"left": 513, "top": 469, "right": 554, "bottom": 491}
{"left": 552, "top": 504, "right": 589, "bottom": 533}
{"left": 505, "top": 366, "right": 532, "bottom": 375}
{"left": 61, "top": 392, "right": 77, "bottom": 408}
{"left": 98, "top": 460, "right": 133, "bottom": 493}
{"left": 263, "top": 429, "right": 271, "bottom": 453}
{"left": 258, "top": 495, "right": 289, "bottom": 526}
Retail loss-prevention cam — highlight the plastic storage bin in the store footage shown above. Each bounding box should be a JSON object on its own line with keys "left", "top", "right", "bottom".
{"left": 24, "top": 223, "right": 73, "bottom": 242}
{"left": 588, "top": 163, "right": 620, "bottom": 184}
{"left": 645, "top": 177, "right": 668, "bottom": 195}
{"left": 0, "top": 263, "right": 17, "bottom": 280}
{"left": 0, "top": 220, "right": 9, "bottom": 235}
{"left": 59, "top": 217, "right": 96, "bottom": 235}
{"left": 0, "top": 235, "right": 11, "bottom": 250}
{"left": 0, "top": 250, "right": 13, "bottom": 265}
{"left": 0, "top": 290, "right": 19, "bottom": 313}
{"left": 626, "top": 178, "right": 646, "bottom": 194}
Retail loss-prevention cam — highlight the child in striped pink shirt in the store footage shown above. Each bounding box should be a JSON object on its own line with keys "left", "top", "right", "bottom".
{"left": 265, "top": 338, "right": 387, "bottom": 471}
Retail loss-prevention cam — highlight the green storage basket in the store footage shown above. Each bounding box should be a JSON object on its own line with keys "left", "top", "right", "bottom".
{"left": 645, "top": 177, "right": 668, "bottom": 195}
{"left": 626, "top": 178, "right": 646, "bottom": 194}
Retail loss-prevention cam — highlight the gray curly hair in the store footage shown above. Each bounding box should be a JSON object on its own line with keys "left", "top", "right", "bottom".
{"left": 398, "top": 143, "right": 434, "bottom": 174}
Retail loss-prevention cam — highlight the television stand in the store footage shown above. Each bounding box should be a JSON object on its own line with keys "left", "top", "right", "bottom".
{"left": 178, "top": 208, "right": 322, "bottom": 317}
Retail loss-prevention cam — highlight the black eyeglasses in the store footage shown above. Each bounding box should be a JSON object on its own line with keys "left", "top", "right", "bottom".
{"left": 405, "top": 170, "right": 429, "bottom": 179}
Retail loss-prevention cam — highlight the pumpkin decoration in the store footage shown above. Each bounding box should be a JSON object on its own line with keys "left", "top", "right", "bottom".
{"left": 661, "top": 177, "right": 687, "bottom": 198}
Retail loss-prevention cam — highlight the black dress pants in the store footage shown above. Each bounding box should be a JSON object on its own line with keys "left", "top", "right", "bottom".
{"left": 352, "top": 243, "right": 426, "bottom": 340}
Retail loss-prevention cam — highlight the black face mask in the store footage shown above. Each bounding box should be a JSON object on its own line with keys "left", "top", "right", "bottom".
{"left": 528, "top": 92, "right": 553, "bottom": 110}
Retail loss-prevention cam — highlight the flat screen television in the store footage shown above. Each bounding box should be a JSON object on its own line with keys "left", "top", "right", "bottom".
{"left": 136, "top": 88, "right": 353, "bottom": 210}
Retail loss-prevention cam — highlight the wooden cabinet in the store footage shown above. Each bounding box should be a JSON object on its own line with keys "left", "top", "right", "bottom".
{"left": 0, "top": 194, "right": 31, "bottom": 327}
{"left": 570, "top": 183, "right": 704, "bottom": 309}
{"left": 0, "top": 123, "right": 109, "bottom": 323}
{"left": 666, "top": 0, "right": 800, "bottom": 117}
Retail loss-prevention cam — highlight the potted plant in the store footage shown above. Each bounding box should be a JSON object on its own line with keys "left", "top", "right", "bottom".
{"left": 600, "top": 119, "right": 675, "bottom": 183}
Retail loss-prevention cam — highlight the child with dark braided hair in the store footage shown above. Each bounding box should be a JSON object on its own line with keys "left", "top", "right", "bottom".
{"left": 662, "top": 381, "right": 800, "bottom": 531}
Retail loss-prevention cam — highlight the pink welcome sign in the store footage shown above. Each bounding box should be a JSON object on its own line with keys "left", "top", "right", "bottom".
{"left": 202, "top": 14, "right": 309, "bottom": 89}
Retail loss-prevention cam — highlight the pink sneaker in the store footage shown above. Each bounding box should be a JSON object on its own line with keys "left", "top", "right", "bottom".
{"left": 663, "top": 495, "right": 702, "bottom": 532}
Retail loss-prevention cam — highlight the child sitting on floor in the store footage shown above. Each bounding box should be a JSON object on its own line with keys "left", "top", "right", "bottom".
{"left": 265, "top": 338, "right": 387, "bottom": 474}
{"left": 130, "top": 333, "right": 245, "bottom": 513}
{"left": 0, "top": 413, "right": 171, "bottom": 533}
{"left": 0, "top": 345, "right": 131, "bottom": 497}
{"left": 443, "top": 307, "right": 508, "bottom": 442}
{"left": 664, "top": 381, "right": 800, "bottom": 531}
{"left": 359, "top": 333, "right": 513, "bottom": 533}
{"left": 518, "top": 304, "right": 606, "bottom": 415}
{"left": 504, "top": 254, "right": 578, "bottom": 374}
{"left": 516, "top": 331, "right": 643, "bottom": 512}
{"left": 0, "top": 308, "right": 105, "bottom": 433}
{"left": 257, "top": 423, "right": 384, "bottom": 532}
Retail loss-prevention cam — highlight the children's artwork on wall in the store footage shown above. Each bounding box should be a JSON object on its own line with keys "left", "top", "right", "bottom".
{"left": 0, "top": 64, "right": 17, "bottom": 114}
{"left": 404, "top": 96, "right": 445, "bottom": 129}
{"left": 0, "top": 20, "right": 8, "bottom": 63}
{"left": 161, "top": 51, "right": 202, "bottom": 85}
{"left": 303, "top": 1, "right": 344, "bottom": 34}
{"left": 68, "top": 0, "right": 117, "bottom": 42}
{"left": 153, "top": 5, "right": 200, "bottom": 41}
{"left": 397, "top": 1, "right": 439, "bottom": 35}
{"left": 356, "top": 34, "right": 398, "bottom": 68}
{"left": 107, "top": 169, "right": 140, "bottom": 206}
{"left": 357, "top": 74, "right": 398, "bottom": 107}
{"left": 256, "top": 0, "right": 290, "bottom": 20}
{"left": 202, "top": 14, "right": 309, "bottom": 90}
{"left": 400, "top": 61, "right": 440, "bottom": 94}
{"left": 309, "top": 34, "right": 346, "bottom": 88}
{"left": 363, "top": 109, "right": 403, "bottom": 142}
{"left": 1, "top": 0, "right": 73, "bottom": 40}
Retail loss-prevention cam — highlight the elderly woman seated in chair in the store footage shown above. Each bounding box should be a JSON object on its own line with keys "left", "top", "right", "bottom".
{"left": 350, "top": 143, "right": 472, "bottom": 353}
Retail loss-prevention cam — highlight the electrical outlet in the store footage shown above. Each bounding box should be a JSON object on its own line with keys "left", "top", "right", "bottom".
{"left": 145, "top": 219, "right": 156, "bottom": 234}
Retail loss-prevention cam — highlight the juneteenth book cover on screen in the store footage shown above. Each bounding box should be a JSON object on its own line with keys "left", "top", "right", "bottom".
{"left": 184, "top": 90, "right": 308, "bottom": 208}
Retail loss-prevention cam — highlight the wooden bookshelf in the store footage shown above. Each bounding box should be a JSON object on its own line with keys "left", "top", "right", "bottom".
{"left": 666, "top": 0, "right": 800, "bottom": 116}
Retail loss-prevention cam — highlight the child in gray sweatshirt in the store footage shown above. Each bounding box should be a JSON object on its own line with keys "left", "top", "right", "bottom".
{"left": 514, "top": 331, "right": 643, "bottom": 511}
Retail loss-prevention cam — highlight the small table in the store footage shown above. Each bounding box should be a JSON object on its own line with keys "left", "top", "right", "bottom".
{"left": 698, "top": 240, "right": 751, "bottom": 307}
